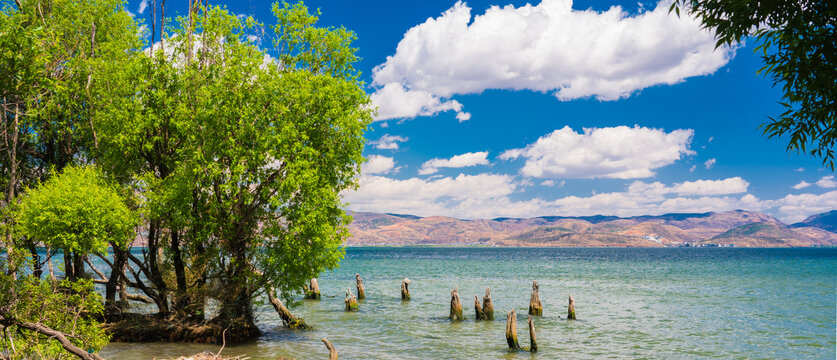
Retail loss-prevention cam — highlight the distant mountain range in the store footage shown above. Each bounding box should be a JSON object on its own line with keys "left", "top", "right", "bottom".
{"left": 346, "top": 210, "right": 837, "bottom": 247}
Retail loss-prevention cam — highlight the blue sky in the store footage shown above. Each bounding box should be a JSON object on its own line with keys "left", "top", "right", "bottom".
{"left": 131, "top": 0, "right": 835, "bottom": 223}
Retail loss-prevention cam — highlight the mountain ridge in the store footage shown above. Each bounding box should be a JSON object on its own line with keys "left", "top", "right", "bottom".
{"left": 346, "top": 210, "right": 837, "bottom": 247}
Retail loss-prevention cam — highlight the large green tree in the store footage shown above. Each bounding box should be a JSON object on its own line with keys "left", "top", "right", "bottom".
{"left": 95, "top": 1, "right": 372, "bottom": 339}
{"left": 673, "top": 0, "right": 836, "bottom": 170}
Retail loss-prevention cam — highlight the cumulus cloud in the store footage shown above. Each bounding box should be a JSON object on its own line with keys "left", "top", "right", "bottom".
{"left": 138, "top": 0, "right": 149, "bottom": 14}
{"left": 344, "top": 172, "right": 833, "bottom": 222}
{"left": 369, "top": 83, "right": 469, "bottom": 121}
{"left": 500, "top": 126, "right": 694, "bottom": 179}
{"left": 816, "top": 175, "right": 836, "bottom": 189}
{"left": 369, "top": 134, "right": 408, "bottom": 150}
{"left": 370, "top": 0, "right": 733, "bottom": 119}
{"left": 540, "top": 180, "right": 565, "bottom": 187}
{"left": 704, "top": 158, "right": 716, "bottom": 169}
{"left": 792, "top": 181, "right": 812, "bottom": 190}
{"left": 362, "top": 155, "right": 397, "bottom": 175}
{"left": 418, "top": 151, "right": 490, "bottom": 175}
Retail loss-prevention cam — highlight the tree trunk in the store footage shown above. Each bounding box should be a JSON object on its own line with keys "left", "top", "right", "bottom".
{"left": 567, "top": 294, "right": 576, "bottom": 320}
{"left": 355, "top": 273, "right": 365, "bottom": 300}
{"left": 170, "top": 229, "right": 190, "bottom": 315}
{"left": 27, "top": 244, "right": 42, "bottom": 279}
{"left": 304, "top": 278, "right": 321, "bottom": 300}
{"left": 528, "top": 280, "right": 542, "bottom": 316}
{"left": 106, "top": 244, "right": 127, "bottom": 315}
{"left": 63, "top": 251, "right": 74, "bottom": 281}
{"left": 474, "top": 295, "right": 484, "bottom": 320}
{"left": 400, "top": 278, "right": 410, "bottom": 300}
{"left": 482, "top": 288, "right": 494, "bottom": 320}
{"left": 344, "top": 288, "right": 358, "bottom": 312}
{"left": 322, "top": 338, "right": 338, "bottom": 360}
{"left": 528, "top": 316, "right": 537, "bottom": 353}
{"left": 267, "top": 286, "right": 308, "bottom": 329}
{"left": 449, "top": 288, "right": 463, "bottom": 320}
{"left": 505, "top": 309, "right": 520, "bottom": 350}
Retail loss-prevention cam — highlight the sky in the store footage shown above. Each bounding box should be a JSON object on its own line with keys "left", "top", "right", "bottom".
{"left": 129, "top": 0, "right": 835, "bottom": 223}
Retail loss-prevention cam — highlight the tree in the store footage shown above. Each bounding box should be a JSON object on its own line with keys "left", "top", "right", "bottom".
{"left": 94, "top": 1, "right": 373, "bottom": 340}
{"left": 672, "top": 0, "right": 836, "bottom": 170}
{"left": 15, "top": 165, "right": 136, "bottom": 283}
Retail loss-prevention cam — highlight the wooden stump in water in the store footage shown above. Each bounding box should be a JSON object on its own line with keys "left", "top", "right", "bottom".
{"left": 401, "top": 278, "right": 411, "bottom": 300}
{"left": 322, "top": 338, "right": 338, "bottom": 360}
{"left": 567, "top": 294, "right": 576, "bottom": 320}
{"left": 267, "top": 286, "right": 309, "bottom": 329}
{"left": 528, "top": 281, "right": 542, "bottom": 316}
{"left": 474, "top": 295, "right": 484, "bottom": 320}
{"left": 528, "top": 316, "right": 537, "bottom": 353}
{"left": 345, "top": 288, "right": 359, "bottom": 312}
{"left": 355, "top": 274, "right": 365, "bottom": 300}
{"left": 505, "top": 309, "right": 520, "bottom": 350}
{"left": 482, "top": 288, "right": 494, "bottom": 320}
{"left": 304, "top": 278, "right": 321, "bottom": 300}
{"left": 449, "top": 288, "right": 463, "bottom": 320}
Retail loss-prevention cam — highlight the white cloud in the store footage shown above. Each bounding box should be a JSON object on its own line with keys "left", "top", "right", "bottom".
{"left": 380, "top": 122, "right": 389, "bottom": 128}
{"left": 455, "top": 112, "right": 472, "bottom": 122}
{"left": 815, "top": 175, "right": 836, "bottom": 189}
{"left": 344, "top": 172, "right": 833, "bottom": 222}
{"left": 500, "top": 125, "right": 694, "bottom": 179}
{"left": 418, "top": 151, "right": 489, "bottom": 175}
{"left": 369, "top": 83, "right": 469, "bottom": 121}
{"left": 794, "top": 167, "right": 804, "bottom": 172}
{"left": 138, "top": 0, "right": 149, "bottom": 14}
{"left": 371, "top": 0, "right": 733, "bottom": 119}
{"left": 369, "top": 134, "right": 408, "bottom": 150}
{"left": 689, "top": 165, "right": 696, "bottom": 172}
{"left": 362, "top": 155, "right": 397, "bottom": 175}
{"left": 704, "top": 158, "right": 716, "bottom": 169}
{"left": 769, "top": 190, "right": 837, "bottom": 223}
{"left": 792, "top": 181, "right": 812, "bottom": 190}
{"left": 708, "top": 136, "right": 714, "bottom": 142}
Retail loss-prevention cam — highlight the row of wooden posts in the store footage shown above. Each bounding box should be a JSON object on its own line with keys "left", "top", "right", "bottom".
{"left": 285, "top": 276, "right": 578, "bottom": 357}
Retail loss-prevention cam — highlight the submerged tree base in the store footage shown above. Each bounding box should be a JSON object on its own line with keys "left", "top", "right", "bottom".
{"left": 103, "top": 314, "right": 260, "bottom": 344}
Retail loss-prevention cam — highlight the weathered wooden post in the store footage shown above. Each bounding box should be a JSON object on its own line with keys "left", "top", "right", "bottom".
{"left": 305, "top": 278, "right": 321, "bottom": 300}
{"left": 567, "top": 294, "right": 576, "bottom": 320}
{"left": 482, "top": 288, "right": 494, "bottom": 320}
{"left": 505, "top": 309, "right": 520, "bottom": 350}
{"left": 474, "top": 295, "right": 484, "bottom": 320}
{"left": 528, "top": 316, "right": 537, "bottom": 353}
{"left": 268, "top": 286, "right": 309, "bottom": 329}
{"left": 528, "top": 281, "right": 542, "bottom": 316}
{"left": 355, "top": 274, "right": 365, "bottom": 300}
{"left": 322, "top": 338, "right": 338, "bottom": 360}
{"left": 401, "top": 278, "right": 411, "bottom": 300}
{"left": 345, "top": 288, "right": 359, "bottom": 312}
{"left": 449, "top": 288, "right": 463, "bottom": 320}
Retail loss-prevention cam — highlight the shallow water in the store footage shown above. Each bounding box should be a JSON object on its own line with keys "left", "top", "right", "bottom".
{"left": 100, "top": 247, "right": 837, "bottom": 359}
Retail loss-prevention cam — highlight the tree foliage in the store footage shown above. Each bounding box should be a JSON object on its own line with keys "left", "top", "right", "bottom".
{"left": 1, "top": 0, "right": 372, "bottom": 349}
{"left": 0, "top": 275, "right": 108, "bottom": 360}
{"left": 15, "top": 165, "right": 136, "bottom": 255}
{"left": 673, "top": 0, "right": 837, "bottom": 170}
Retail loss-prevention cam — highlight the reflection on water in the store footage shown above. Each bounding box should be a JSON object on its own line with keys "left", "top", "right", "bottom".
{"left": 100, "top": 247, "right": 837, "bottom": 359}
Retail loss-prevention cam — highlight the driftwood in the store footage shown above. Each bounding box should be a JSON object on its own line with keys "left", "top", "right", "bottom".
{"left": 505, "top": 309, "right": 520, "bottom": 350}
{"left": 449, "top": 288, "right": 463, "bottom": 320}
{"left": 528, "top": 281, "right": 542, "bottom": 316}
{"left": 400, "top": 278, "right": 411, "bottom": 300}
{"left": 304, "top": 278, "right": 321, "bottom": 300}
{"left": 344, "top": 288, "right": 358, "bottom": 312}
{"left": 482, "top": 288, "right": 494, "bottom": 320}
{"left": 474, "top": 295, "right": 484, "bottom": 320}
{"left": 267, "top": 287, "right": 308, "bottom": 329}
{"left": 0, "top": 315, "right": 105, "bottom": 360}
{"left": 322, "top": 338, "right": 338, "bottom": 360}
{"left": 567, "top": 294, "right": 576, "bottom": 320}
{"left": 355, "top": 274, "right": 365, "bottom": 300}
{"left": 528, "top": 316, "right": 537, "bottom": 353}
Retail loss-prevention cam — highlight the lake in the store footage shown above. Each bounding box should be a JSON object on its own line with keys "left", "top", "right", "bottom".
{"left": 100, "top": 247, "right": 837, "bottom": 359}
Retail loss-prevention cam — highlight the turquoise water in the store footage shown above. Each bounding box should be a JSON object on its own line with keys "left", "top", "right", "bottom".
{"left": 100, "top": 247, "right": 836, "bottom": 359}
